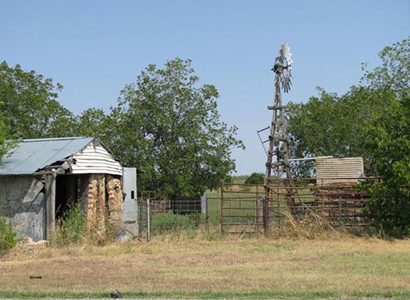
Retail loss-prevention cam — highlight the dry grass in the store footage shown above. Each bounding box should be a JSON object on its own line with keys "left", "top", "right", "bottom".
{"left": 267, "top": 211, "right": 345, "bottom": 239}
{"left": 0, "top": 235, "right": 409, "bottom": 298}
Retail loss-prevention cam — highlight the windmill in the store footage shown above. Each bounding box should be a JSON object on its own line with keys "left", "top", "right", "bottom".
{"left": 258, "top": 43, "right": 294, "bottom": 230}
{"left": 265, "top": 42, "right": 293, "bottom": 179}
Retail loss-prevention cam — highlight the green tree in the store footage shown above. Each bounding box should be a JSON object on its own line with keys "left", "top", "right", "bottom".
{"left": 0, "top": 112, "right": 12, "bottom": 164}
{"left": 287, "top": 37, "right": 410, "bottom": 235}
{"left": 360, "top": 37, "right": 410, "bottom": 236}
{"left": 364, "top": 93, "right": 410, "bottom": 236}
{"left": 244, "top": 172, "right": 265, "bottom": 184}
{"left": 108, "top": 58, "right": 244, "bottom": 198}
{"left": 362, "top": 36, "right": 410, "bottom": 95}
{"left": 75, "top": 108, "right": 110, "bottom": 139}
{"left": 0, "top": 61, "right": 76, "bottom": 139}
{"left": 288, "top": 86, "right": 396, "bottom": 175}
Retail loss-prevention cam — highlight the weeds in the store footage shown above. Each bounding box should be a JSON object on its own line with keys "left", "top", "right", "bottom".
{"left": 51, "top": 202, "right": 85, "bottom": 246}
{"left": 0, "top": 217, "right": 16, "bottom": 250}
{"left": 51, "top": 203, "right": 116, "bottom": 247}
{"left": 267, "top": 211, "right": 345, "bottom": 240}
{"left": 151, "top": 212, "right": 198, "bottom": 234}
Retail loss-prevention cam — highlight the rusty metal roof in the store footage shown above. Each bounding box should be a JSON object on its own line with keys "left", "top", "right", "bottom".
{"left": 0, "top": 137, "right": 94, "bottom": 175}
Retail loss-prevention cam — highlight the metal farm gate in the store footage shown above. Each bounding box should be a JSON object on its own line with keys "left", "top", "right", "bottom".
{"left": 220, "top": 184, "right": 264, "bottom": 233}
{"left": 265, "top": 177, "right": 374, "bottom": 227}
{"left": 220, "top": 178, "right": 377, "bottom": 234}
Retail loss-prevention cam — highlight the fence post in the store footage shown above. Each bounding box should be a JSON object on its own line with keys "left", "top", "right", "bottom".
{"left": 338, "top": 198, "right": 342, "bottom": 226}
{"left": 220, "top": 184, "right": 224, "bottom": 234}
{"left": 255, "top": 184, "right": 259, "bottom": 233}
{"left": 201, "top": 192, "right": 209, "bottom": 234}
{"left": 147, "top": 197, "right": 151, "bottom": 242}
{"left": 206, "top": 195, "right": 209, "bottom": 234}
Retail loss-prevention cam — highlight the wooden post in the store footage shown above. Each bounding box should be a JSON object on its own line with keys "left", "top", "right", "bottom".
{"left": 220, "top": 184, "right": 224, "bottom": 234}
{"left": 45, "top": 171, "right": 57, "bottom": 239}
{"left": 147, "top": 197, "right": 151, "bottom": 242}
{"left": 255, "top": 184, "right": 259, "bottom": 233}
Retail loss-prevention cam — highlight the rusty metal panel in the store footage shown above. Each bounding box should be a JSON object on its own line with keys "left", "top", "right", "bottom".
{"left": 316, "top": 157, "right": 364, "bottom": 185}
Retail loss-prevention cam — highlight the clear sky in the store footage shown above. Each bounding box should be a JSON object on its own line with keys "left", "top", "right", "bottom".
{"left": 1, "top": 0, "right": 409, "bottom": 175}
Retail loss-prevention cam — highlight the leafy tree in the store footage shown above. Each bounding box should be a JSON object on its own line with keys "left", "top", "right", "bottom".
{"left": 289, "top": 37, "right": 410, "bottom": 176}
{"left": 244, "top": 172, "right": 265, "bottom": 184}
{"left": 362, "top": 36, "right": 409, "bottom": 95}
{"left": 0, "top": 112, "right": 12, "bottom": 164}
{"left": 288, "top": 89, "right": 337, "bottom": 161}
{"left": 364, "top": 93, "right": 410, "bottom": 236}
{"left": 75, "top": 108, "right": 111, "bottom": 139}
{"left": 0, "top": 61, "right": 76, "bottom": 139}
{"left": 288, "top": 86, "right": 396, "bottom": 175}
{"left": 360, "top": 37, "right": 410, "bottom": 236}
{"left": 287, "top": 37, "right": 410, "bottom": 235}
{"left": 108, "top": 58, "right": 244, "bottom": 198}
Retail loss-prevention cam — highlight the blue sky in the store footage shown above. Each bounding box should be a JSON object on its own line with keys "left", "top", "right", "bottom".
{"left": 1, "top": 0, "right": 409, "bottom": 175}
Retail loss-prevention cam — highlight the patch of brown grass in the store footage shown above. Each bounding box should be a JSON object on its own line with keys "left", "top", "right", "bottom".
{"left": 267, "top": 211, "right": 347, "bottom": 240}
{"left": 0, "top": 237, "right": 409, "bottom": 295}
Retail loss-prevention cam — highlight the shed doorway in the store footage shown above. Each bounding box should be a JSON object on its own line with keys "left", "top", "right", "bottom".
{"left": 55, "top": 174, "right": 79, "bottom": 219}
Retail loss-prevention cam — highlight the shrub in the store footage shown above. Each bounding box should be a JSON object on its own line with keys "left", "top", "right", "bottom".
{"left": 365, "top": 182, "right": 410, "bottom": 237}
{"left": 244, "top": 172, "right": 265, "bottom": 185}
{"left": 152, "top": 213, "right": 197, "bottom": 234}
{"left": 63, "top": 202, "right": 86, "bottom": 243}
{"left": 0, "top": 217, "right": 17, "bottom": 250}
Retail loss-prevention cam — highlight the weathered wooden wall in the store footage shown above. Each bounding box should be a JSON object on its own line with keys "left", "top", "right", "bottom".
{"left": 316, "top": 157, "right": 364, "bottom": 184}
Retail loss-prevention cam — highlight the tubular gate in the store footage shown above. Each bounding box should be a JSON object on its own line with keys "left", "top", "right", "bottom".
{"left": 220, "top": 184, "right": 264, "bottom": 233}
{"left": 220, "top": 178, "right": 378, "bottom": 233}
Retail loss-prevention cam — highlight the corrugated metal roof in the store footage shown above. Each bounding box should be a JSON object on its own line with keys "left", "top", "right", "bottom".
{"left": 316, "top": 157, "right": 364, "bottom": 185}
{"left": 71, "top": 142, "right": 122, "bottom": 176}
{"left": 0, "top": 137, "right": 94, "bottom": 175}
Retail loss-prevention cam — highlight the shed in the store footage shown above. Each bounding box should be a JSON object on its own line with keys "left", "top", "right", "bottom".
{"left": 315, "top": 157, "right": 364, "bottom": 185}
{"left": 0, "top": 137, "right": 136, "bottom": 241}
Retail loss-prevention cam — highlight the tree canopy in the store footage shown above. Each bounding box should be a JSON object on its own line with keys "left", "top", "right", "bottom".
{"left": 364, "top": 93, "right": 410, "bottom": 236}
{"left": 105, "top": 58, "right": 244, "bottom": 197}
{"left": 0, "top": 59, "right": 243, "bottom": 198}
{"left": 288, "top": 87, "right": 398, "bottom": 176}
{"left": 0, "top": 61, "right": 76, "bottom": 139}
{"left": 362, "top": 37, "right": 410, "bottom": 95}
{"left": 0, "top": 111, "right": 10, "bottom": 163}
{"left": 244, "top": 172, "right": 265, "bottom": 185}
{"left": 287, "top": 36, "right": 410, "bottom": 235}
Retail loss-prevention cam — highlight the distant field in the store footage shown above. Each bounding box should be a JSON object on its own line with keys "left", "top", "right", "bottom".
{"left": 0, "top": 237, "right": 409, "bottom": 299}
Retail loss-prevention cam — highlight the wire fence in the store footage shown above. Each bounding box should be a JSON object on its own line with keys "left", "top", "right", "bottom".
{"left": 136, "top": 178, "right": 378, "bottom": 238}
{"left": 137, "top": 191, "right": 221, "bottom": 240}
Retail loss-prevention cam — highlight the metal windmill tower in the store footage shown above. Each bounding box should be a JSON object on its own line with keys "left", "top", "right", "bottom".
{"left": 264, "top": 43, "right": 293, "bottom": 180}
{"left": 261, "top": 43, "right": 293, "bottom": 227}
